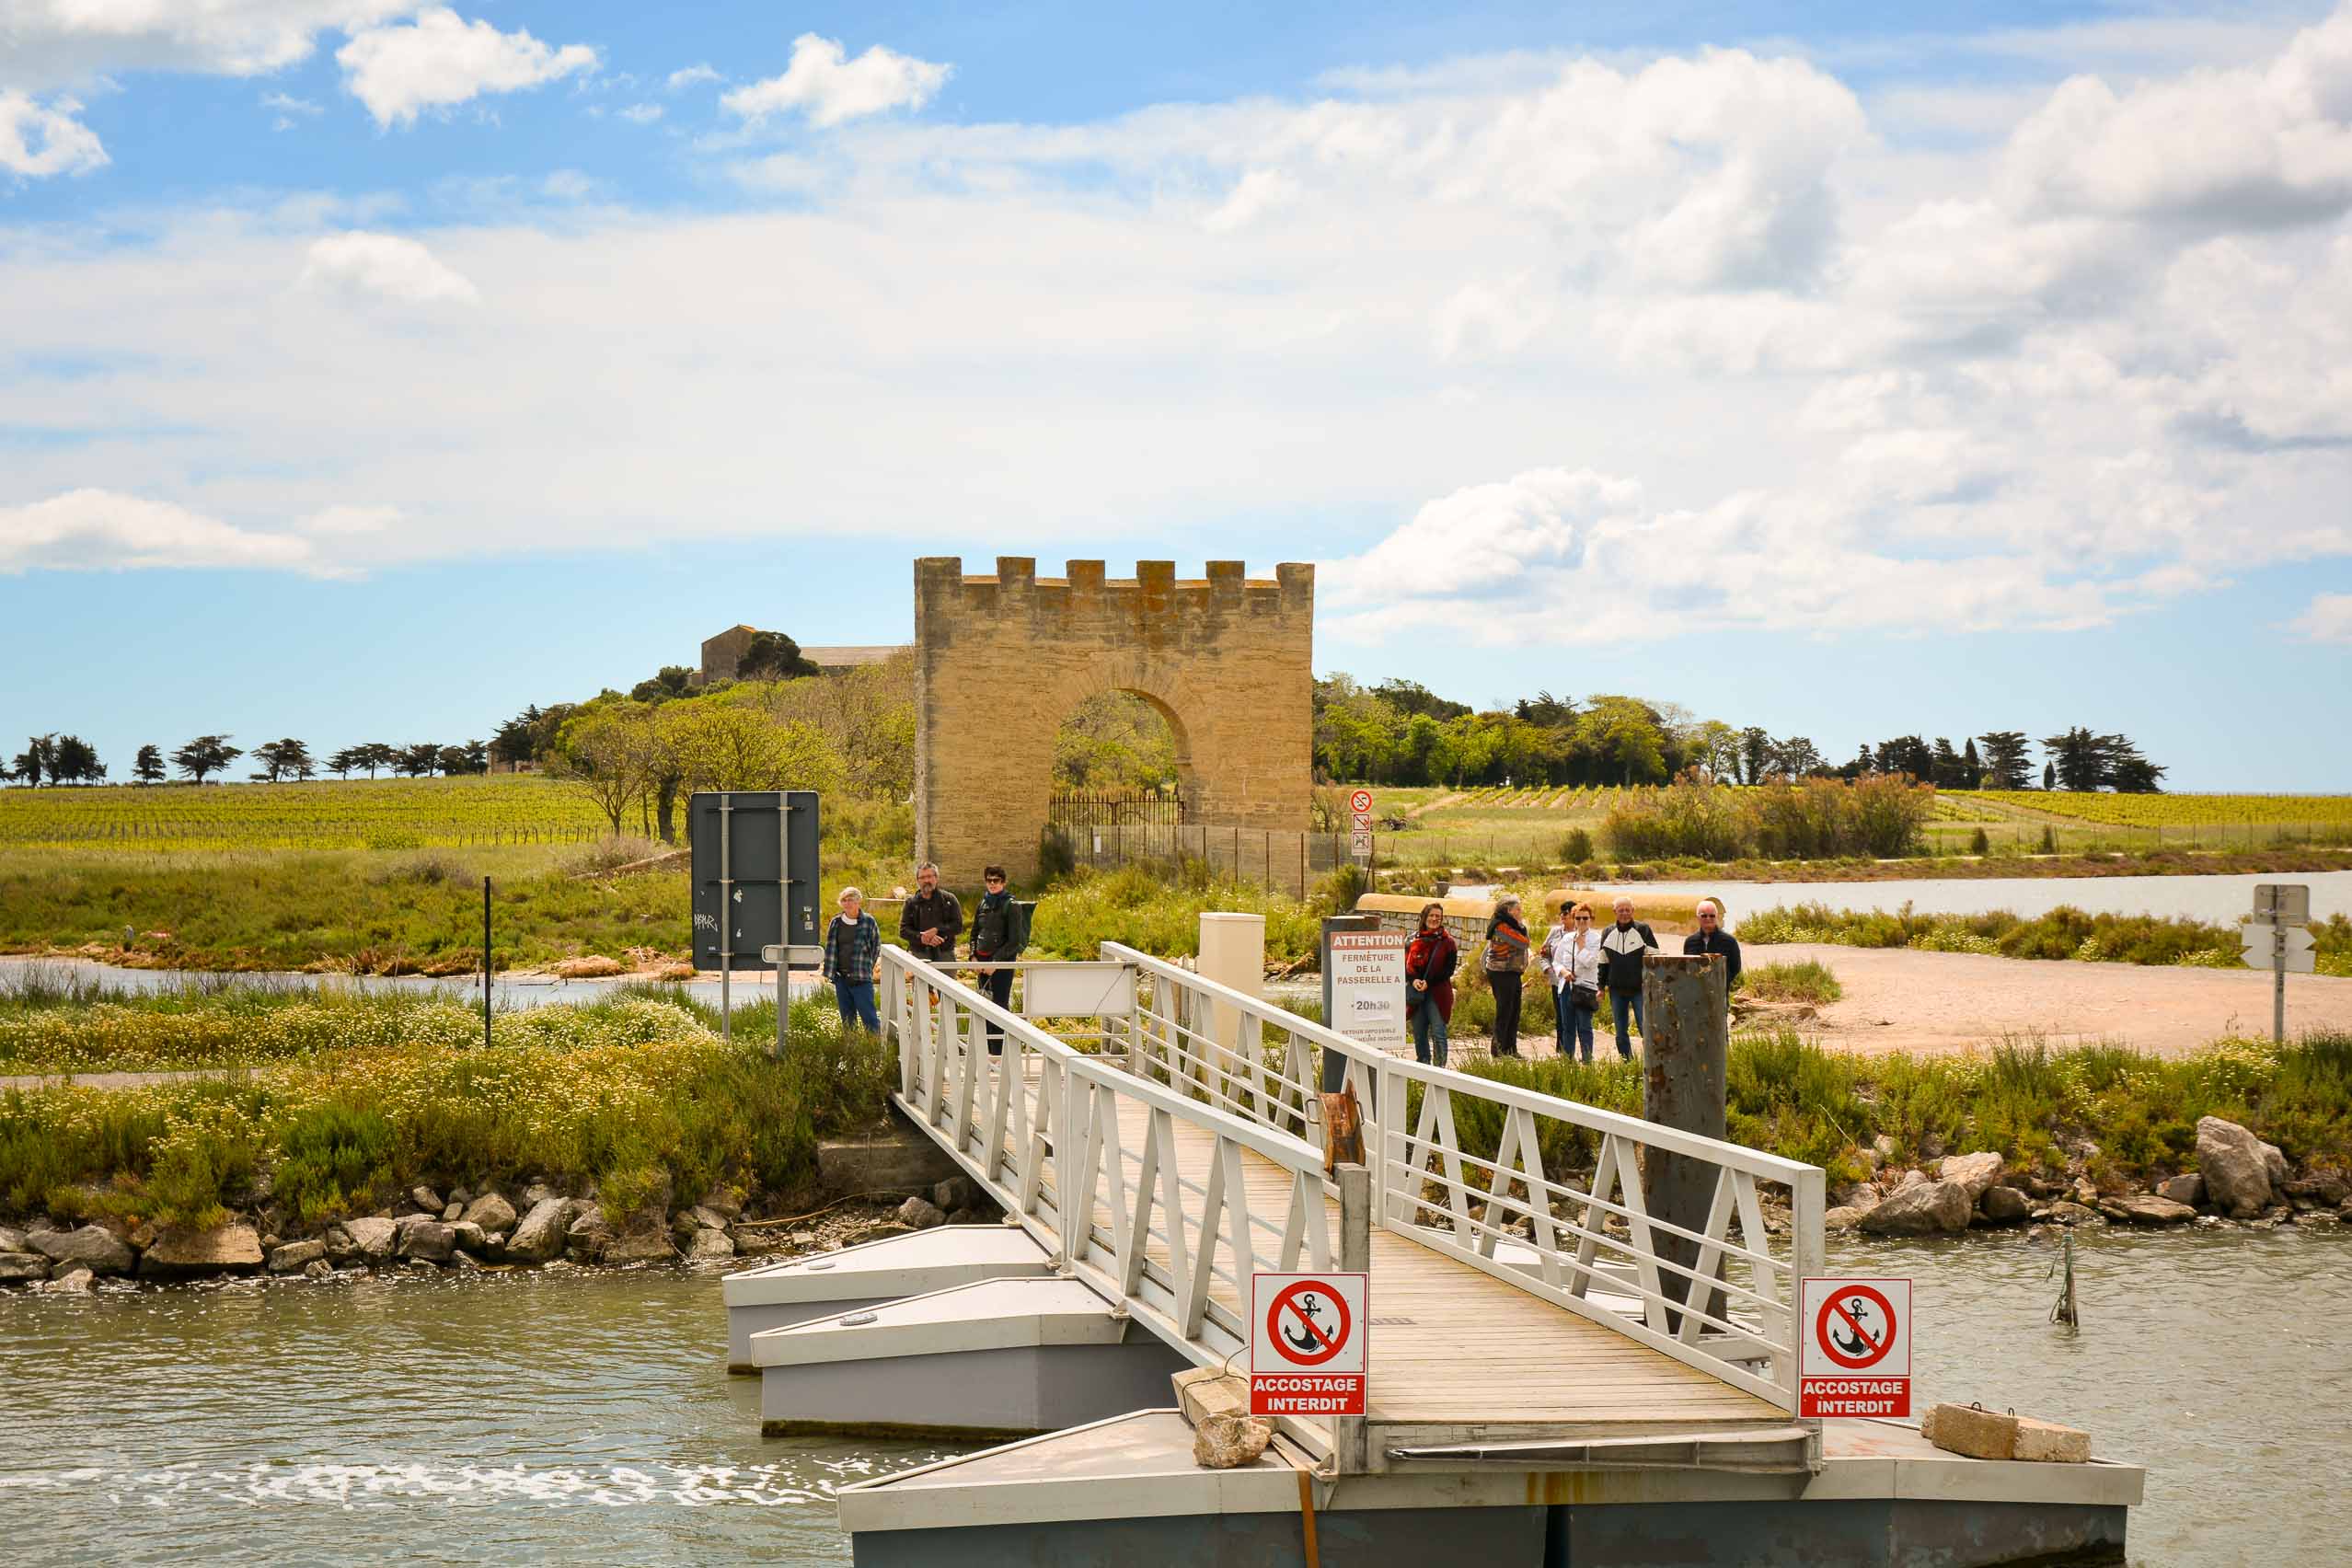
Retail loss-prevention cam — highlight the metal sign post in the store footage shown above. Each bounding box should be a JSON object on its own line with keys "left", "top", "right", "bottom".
{"left": 693, "top": 790, "right": 823, "bottom": 1048}
{"left": 2244, "top": 883, "right": 2314, "bottom": 1043}
{"left": 1348, "top": 787, "right": 1375, "bottom": 866}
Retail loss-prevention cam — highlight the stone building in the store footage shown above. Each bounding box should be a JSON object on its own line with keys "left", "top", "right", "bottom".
{"left": 697, "top": 626, "right": 905, "bottom": 686}
{"left": 913, "top": 557, "right": 1314, "bottom": 883}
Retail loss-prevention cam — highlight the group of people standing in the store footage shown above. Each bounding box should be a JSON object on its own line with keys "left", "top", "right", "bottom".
{"left": 1404, "top": 895, "right": 1740, "bottom": 1067}
{"left": 818, "top": 860, "right": 1030, "bottom": 1051}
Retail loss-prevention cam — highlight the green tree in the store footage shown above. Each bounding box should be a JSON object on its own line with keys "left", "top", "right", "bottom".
{"left": 10, "top": 734, "right": 57, "bottom": 787}
{"left": 736, "top": 629, "right": 820, "bottom": 681}
{"left": 629, "top": 665, "right": 697, "bottom": 702}
{"left": 172, "top": 734, "right": 241, "bottom": 784}
{"left": 250, "top": 738, "right": 315, "bottom": 782}
{"left": 52, "top": 734, "right": 102, "bottom": 784}
{"left": 1738, "top": 726, "right": 1772, "bottom": 785}
{"left": 133, "top": 744, "right": 167, "bottom": 785}
{"left": 1977, "top": 732, "right": 2033, "bottom": 790}
{"left": 557, "top": 702, "right": 662, "bottom": 835}
{"left": 1960, "top": 736, "right": 1984, "bottom": 790}
{"left": 397, "top": 744, "right": 441, "bottom": 778}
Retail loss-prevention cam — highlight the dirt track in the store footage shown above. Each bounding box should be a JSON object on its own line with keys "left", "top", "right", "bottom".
{"left": 1751, "top": 942, "right": 2352, "bottom": 1057}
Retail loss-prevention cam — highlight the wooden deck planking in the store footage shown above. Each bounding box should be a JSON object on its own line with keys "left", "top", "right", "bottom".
{"left": 936, "top": 1055, "right": 1787, "bottom": 1437}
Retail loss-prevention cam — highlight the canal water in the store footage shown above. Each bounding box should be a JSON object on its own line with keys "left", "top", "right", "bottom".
{"left": 1603, "top": 870, "right": 2352, "bottom": 928}
{"left": 3, "top": 1227, "right": 2343, "bottom": 1566}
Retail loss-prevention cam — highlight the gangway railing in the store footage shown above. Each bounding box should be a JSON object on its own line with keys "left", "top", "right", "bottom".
{"left": 877, "top": 946, "right": 1335, "bottom": 1386}
{"left": 1100, "top": 943, "right": 1825, "bottom": 1412}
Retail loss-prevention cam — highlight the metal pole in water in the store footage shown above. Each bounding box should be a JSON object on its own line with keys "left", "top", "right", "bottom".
{"left": 481, "top": 876, "right": 492, "bottom": 1050}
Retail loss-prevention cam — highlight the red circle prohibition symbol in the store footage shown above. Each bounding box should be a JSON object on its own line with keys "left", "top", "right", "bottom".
{"left": 1814, "top": 1286, "right": 1898, "bottom": 1370}
{"left": 1349, "top": 790, "right": 1373, "bottom": 813}
{"left": 1266, "top": 1281, "right": 1352, "bottom": 1367}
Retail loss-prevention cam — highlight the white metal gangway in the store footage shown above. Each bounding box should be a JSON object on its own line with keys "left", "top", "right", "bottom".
{"left": 877, "top": 941, "right": 1825, "bottom": 1468}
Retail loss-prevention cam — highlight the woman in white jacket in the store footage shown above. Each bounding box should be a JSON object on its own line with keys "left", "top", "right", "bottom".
{"left": 1539, "top": 900, "right": 1602, "bottom": 1063}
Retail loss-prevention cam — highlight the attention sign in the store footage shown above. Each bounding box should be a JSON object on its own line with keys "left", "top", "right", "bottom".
{"left": 1327, "top": 930, "right": 1407, "bottom": 1051}
{"left": 1250, "top": 1272, "right": 1368, "bottom": 1416}
{"left": 1799, "top": 1277, "right": 1910, "bottom": 1418}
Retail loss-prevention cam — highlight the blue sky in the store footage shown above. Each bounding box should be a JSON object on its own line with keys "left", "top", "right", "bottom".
{"left": 4, "top": 2, "right": 2350, "bottom": 788}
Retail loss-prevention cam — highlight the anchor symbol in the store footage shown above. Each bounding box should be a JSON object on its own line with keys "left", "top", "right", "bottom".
{"left": 1830, "top": 1299, "right": 1883, "bottom": 1358}
{"left": 1282, "top": 1293, "right": 1332, "bottom": 1354}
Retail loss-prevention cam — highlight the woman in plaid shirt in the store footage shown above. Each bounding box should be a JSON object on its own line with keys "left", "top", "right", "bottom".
{"left": 823, "top": 887, "right": 882, "bottom": 1033}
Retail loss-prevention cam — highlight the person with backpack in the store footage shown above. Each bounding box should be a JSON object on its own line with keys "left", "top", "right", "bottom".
{"left": 968, "top": 864, "right": 1027, "bottom": 1055}
{"left": 1403, "top": 901, "right": 1458, "bottom": 1067}
{"left": 1483, "top": 895, "right": 1531, "bottom": 1058}
{"left": 1539, "top": 900, "right": 1601, "bottom": 1063}
{"left": 1597, "top": 895, "right": 1659, "bottom": 1059}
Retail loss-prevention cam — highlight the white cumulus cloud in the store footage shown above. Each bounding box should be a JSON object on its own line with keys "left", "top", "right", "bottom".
{"left": 2291, "top": 592, "right": 2352, "bottom": 643}
{"left": 618, "top": 102, "right": 663, "bottom": 125}
{"left": 721, "top": 34, "right": 950, "bottom": 128}
{"left": 298, "top": 230, "right": 479, "bottom": 303}
{"left": 0, "top": 91, "right": 108, "bottom": 179}
{"left": 666, "top": 63, "right": 722, "bottom": 92}
{"left": 1, "top": 1, "right": 424, "bottom": 86}
{"left": 0, "top": 490, "right": 317, "bottom": 573}
{"left": 336, "top": 7, "right": 598, "bottom": 129}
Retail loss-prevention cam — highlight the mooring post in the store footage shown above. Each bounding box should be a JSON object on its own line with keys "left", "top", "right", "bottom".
{"left": 1333, "top": 1161, "right": 1371, "bottom": 1475}
{"left": 1641, "top": 951, "right": 1730, "bottom": 1335}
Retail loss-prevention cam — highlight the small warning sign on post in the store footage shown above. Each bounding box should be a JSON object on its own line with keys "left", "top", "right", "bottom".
{"left": 1251, "top": 1272, "right": 1368, "bottom": 1416}
{"left": 1799, "top": 1277, "right": 1910, "bottom": 1418}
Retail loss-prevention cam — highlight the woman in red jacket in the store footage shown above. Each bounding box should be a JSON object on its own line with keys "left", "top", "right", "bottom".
{"left": 1404, "top": 902, "right": 1458, "bottom": 1067}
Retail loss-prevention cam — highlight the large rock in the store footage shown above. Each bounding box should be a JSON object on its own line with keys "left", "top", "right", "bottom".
{"left": 895, "top": 1196, "right": 947, "bottom": 1231}
{"left": 504, "top": 1198, "right": 575, "bottom": 1263}
{"left": 409, "top": 1185, "right": 444, "bottom": 1214}
{"left": 341, "top": 1216, "right": 398, "bottom": 1262}
{"left": 698, "top": 1184, "right": 746, "bottom": 1221}
{"left": 30, "top": 1224, "right": 135, "bottom": 1276}
{"left": 446, "top": 1221, "right": 490, "bottom": 1256}
{"left": 1978, "top": 1186, "right": 2033, "bottom": 1224}
{"left": 460, "top": 1193, "right": 517, "bottom": 1233}
{"left": 35, "top": 1266, "right": 93, "bottom": 1295}
{"left": 0, "top": 1252, "right": 52, "bottom": 1282}
{"left": 396, "top": 1216, "right": 455, "bottom": 1262}
{"left": 2286, "top": 1174, "right": 2349, "bottom": 1207}
{"left": 0, "top": 1225, "right": 26, "bottom": 1253}
{"left": 139, "top": 1224, "right": 264, "bottom": 1279}
{"left": 2196, "top": 1117, "right": 2273, "bottom": 1217}
{"left": 1822, "top": 1206, "right": 1867, "bottom": 1231}
{"left": 1938, "top": 1153, "right": 2006, "bottom": 1202}
{"left": 1858, "top": 1180, "right": 1973, "bottom": 1236}
{"left": 686, "top": 1205, "right": 731, "bottom": 1232}
{"left": 685, "top": 1228, "right": 735, "bottom": 1262}
{"left": 567, "top": 1205, "right": 613, "bottom": 1262}
{"left": 1192, "top": 1413, "right": 1274, "bottom": 1470}
{"left": 2259, "top": 1142, "right": 2289, "bottom": 1186}
{"left": 2041, "top": 1201, "right": 2101, "bottom": 1225}
{"left": 268, "top": 1239, "right": 328, "bottom": 1274}
{"left": 2111, "top": 1194, "right": 2196, "bottom": 1226}
{"left": 2156, "top": 1174, "right": 2205, "bottom": 1207}
{"left": 602, "top": 1230, "right": 677, "bottom": 1265}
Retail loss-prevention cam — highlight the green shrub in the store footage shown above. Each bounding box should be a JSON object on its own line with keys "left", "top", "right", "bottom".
{"left": 1969, "top": 827, "right": 1990, "bottom": 856}
{"left": 1560, "top": 827, "right": 1594, "bottom": 863}
{"left": 1744, "top": 961, "right": 1843, "bottom": 1005}
{"left": 274, "top": 1103, "right": 398, "bottom": 1222}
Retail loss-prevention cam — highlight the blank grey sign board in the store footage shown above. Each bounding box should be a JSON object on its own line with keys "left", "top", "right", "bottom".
{"left": 690, "top": 790, "right": 821, "bottom": 972}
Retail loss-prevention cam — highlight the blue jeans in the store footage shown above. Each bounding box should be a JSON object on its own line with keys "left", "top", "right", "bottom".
{"left": 1610, "top": 990, "right": 1643, "bottom": 1059}
{"left": 1411, "top": 997, "right": 1448, "bottom": 1066}
{"left": 1555, "top": 986, "right": 1595, "bottom": 1061}
{"left": 833, "top": 978, "right": 880, "bottom": 1034}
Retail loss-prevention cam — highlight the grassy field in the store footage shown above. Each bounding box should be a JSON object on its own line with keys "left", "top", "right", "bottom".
{"left": 0, "top": 989, "right": 894, "bottom": 1228}
{"left": 1362, "top": 782, "right": 2352, "bottom": 869}
{"left": 0, "top": 776, "right": 615, "bottom": 851}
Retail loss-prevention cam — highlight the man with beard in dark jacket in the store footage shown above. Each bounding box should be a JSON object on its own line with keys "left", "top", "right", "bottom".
{"left": 899, "top": 861, "right": 962, "bottom": 964}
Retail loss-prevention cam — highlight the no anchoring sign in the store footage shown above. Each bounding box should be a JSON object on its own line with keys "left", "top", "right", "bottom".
{"left": 1251, "top": 1272, "right": 1368, "bottom": 1417}
{"left": 1799, "top": 1277, "right": 1910, "bottom": 1418}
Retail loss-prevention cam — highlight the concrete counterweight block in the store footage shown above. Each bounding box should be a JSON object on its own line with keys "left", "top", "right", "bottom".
{"left": 721, "top": 1226, "right": 1052, "bottom": 1374}
{"left": 750, "top": 1276, "right": 1191, "bottom": 1441}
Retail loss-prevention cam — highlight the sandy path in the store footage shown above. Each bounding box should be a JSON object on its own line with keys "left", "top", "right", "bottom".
{"left": 1753, "top": 942, "right": 2352, "bottom": 1057}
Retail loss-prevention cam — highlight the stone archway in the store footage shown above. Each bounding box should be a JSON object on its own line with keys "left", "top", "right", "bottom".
{"left": 913, "top": 557, "right": 1314, "bottom": 884}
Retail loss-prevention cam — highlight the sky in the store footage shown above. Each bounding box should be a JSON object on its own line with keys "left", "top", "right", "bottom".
{"left": 3, "top": 2, "right": 2350, "bottom": 790}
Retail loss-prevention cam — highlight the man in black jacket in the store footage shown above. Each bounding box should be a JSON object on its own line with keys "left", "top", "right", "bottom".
{"left": 1682, "top": 899, "right": 1742, "bottom": 990}
{"left": 1596, "top": 896, "right": 1657, "bottom": 1060}
{"left": 899, "top": 861, "right": 962, "bottom": 964}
